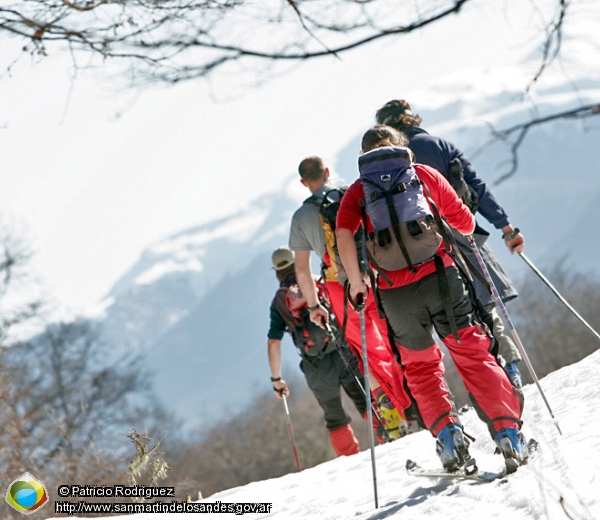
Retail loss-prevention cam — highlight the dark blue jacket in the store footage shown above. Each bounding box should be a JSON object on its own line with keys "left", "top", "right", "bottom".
{"left": 404, "top": 127, "right": 510, "bottom": 230}
{"left": 404, "top": 127, "right": 517, "bottom": 305}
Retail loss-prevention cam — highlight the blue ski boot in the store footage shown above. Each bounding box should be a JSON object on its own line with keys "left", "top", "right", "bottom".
{"left": 504, "top": 361, "right": 523, "bottom": 388}
{"left": 436, "top": 423, "right": 477, "bottom": 473}
{"left": 494, "top": 427, "right": 529, "bottom": 474}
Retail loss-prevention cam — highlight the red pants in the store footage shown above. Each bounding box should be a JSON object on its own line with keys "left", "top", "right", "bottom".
{"left": 325, "top": 281, "right": 412, "bottom": 414}
{"left": 398, "top": 327, "right": 523, "bottom": 436}
{"left": 380, "top": 266, "right": 523, "bottom": 437}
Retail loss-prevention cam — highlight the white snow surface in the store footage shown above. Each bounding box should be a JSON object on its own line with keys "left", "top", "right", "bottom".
{"left": 49, "top": 349, "right": 600, "bottom": 520}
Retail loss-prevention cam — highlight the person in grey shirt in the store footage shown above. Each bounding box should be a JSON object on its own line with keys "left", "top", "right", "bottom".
{"left": 289, "top": 156, "right": 418, "bottom": 437}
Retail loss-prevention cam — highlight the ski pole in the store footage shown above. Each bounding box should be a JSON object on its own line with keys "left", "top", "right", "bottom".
{"left": 354, "top": 293, "right": 379, "bottom": 509}
{"left": 280, "top": 392, "right": 302, "bottom": 472}
{"left": 324, "top": 321, "right": 390, "bottom": 443}
{"left": 519, "top": 253, "right": 600, "bottom": 343}
{"left": 467, "top": 236, "right": 562, "bottom": 435}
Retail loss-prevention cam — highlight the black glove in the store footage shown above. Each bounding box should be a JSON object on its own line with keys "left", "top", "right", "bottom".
{"left": 345, "top": 283, "right": 367, "bottom": 312}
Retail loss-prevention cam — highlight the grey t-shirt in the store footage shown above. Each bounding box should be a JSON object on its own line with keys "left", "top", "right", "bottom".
{"left": 288, "top": 183, "right": 335, "bottom": 257}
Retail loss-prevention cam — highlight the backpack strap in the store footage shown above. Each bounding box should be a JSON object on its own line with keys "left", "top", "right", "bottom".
{"left": 442, "top": 230, "right": 498, "bottom": 358}
{"left": 420, "top": 181, "right": 452, "bottom": 255}
{"left": 434, "top": 255, "right": 461, "bottom": 343}
{"left": 358, "top": 198, "right": 398, "bottom": 286}
{"left": 361, "top": 179, "right": 423, "bottom": 204}
{"left": 438, "top": 218, "right": 492, "bottom": 293}
{"left": 361, "top": 179, "right": 423, "bottom": 202}
{"left": 360, "top": 179, "right": 417, "bottom": 272}
{"left": 342, "top": 281, "right": 350, "bottom": 337}
{"left": 303, "top": 194, "right": 322, "bottom": 207}
{"left": 430, "top": 226, "right": 498, "bottom": 357}
{"left": 366, "top": 265, "right": 388, "bottom": 320}
{"left": 448, "top": 157, "right": 479, "bottom": 213}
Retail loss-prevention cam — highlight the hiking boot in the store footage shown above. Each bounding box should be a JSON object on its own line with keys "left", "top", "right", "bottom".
{"left": 495, "top": 428, "right": 529, "bottom": 473}
{"left": 504, "top": 361, "right": 523, "bottom": 388}
{"left": 375, "top": 389, "right": 408, "bottom": 440}
{"left": 436, "top": 423, "right": 475, "bottom": 473}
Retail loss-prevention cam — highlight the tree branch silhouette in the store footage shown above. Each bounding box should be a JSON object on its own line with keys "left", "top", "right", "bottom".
{"left": 1, "top": 0, "right": 598, "bottom": 177}
{"left": 475, "top": 103, "right": 600, "bottom": 185}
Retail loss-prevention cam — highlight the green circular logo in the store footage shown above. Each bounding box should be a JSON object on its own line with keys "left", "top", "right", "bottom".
{"left": 5, "top": 473, "right": 49, "bottom": 515}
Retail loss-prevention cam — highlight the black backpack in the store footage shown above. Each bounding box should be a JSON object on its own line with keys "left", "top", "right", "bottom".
{"left": 448, "top": 157, "right": 479, "bottom": 213}
{"left": 305, "top": 186, "right": 365, "bottom": 284}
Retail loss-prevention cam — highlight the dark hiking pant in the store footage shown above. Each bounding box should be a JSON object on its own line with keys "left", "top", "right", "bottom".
{"left": 300, "top": 347, "right": 367, "bottom": 431}
{"left": 379, "top": 265, "right": 523, "bottom": 437}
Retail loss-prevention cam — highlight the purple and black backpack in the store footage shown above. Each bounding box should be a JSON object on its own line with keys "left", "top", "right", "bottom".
{"left": 358, "top": 146, "right": 446, "bottom": 273}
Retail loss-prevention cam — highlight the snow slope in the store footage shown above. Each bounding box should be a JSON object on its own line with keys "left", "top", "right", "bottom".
{"left": 45, "top": 348, "right": 600, "bottom": 520}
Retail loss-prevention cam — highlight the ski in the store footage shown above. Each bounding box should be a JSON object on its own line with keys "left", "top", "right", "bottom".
{"left": 406, "top": 438, "right": 539, "bottom": 483}
{"left": 405, "top": 459, "right": 506, "bottom": 482}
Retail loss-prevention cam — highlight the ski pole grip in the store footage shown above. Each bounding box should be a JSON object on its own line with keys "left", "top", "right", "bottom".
{"left": 345, "top": 281, "right": 367, "bottom": 312}
{"left": 353, "top": 291, "right": 366, "bottom": 312}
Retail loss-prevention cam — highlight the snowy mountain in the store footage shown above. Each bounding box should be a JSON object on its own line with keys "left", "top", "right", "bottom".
{"left": 42, "top": 347, "right": 600, "bottom": 520}
{"left": 95, "top": 181, "right": 311, "bottom": 429}
{"left": 101, "top": 187, "right": 297, "bottom": 349}
{"left": 94, "top": 52, "right": 600, "bottom": 431}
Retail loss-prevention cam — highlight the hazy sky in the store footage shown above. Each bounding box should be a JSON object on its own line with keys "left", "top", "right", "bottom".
{"left": 0, "top": 1, "right": 577, "bottom": 313}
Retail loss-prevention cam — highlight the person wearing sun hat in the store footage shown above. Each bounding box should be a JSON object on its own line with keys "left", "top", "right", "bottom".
{"left": 267, "top": 245, "right": 372, "bottom": 456}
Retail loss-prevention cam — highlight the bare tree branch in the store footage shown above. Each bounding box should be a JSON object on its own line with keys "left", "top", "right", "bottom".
{"left": 1, "top": 0, "right": 598, "bottom": 179}
{"left": 61, "top": 0, "right": 109, "bottom": 12}
{"left": 0, "top": 0, "right": 472, "bottom": 83}
{"left": 473, "top": 103, "right": 600, "bottom": 185}
{"left": 284, "top": 0, "right": 340, "bottom": 58}
{"left": 526, "top": 0, "right": 569, "bottom": 94}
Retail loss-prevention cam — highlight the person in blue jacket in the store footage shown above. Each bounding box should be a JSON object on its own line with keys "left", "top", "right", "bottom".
{"left": 375, "top": 99, "right": 524, "bottom": 388}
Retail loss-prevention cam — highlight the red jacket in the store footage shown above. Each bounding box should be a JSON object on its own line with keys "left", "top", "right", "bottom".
{"left": 336, "top": 163, "right": 475, "bottom": 289}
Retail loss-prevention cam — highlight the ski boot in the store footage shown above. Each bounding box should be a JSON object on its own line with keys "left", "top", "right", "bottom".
{"left": 436, "top": 423, "right": 477, "bottom": 474}
{"left": 504, "top": 361, "right": 523, "bottom": 389}
{"left": 375, "top": 389, "right": 408, "bottom": 440}
{"left": 494, "top": 427, "right": 529, "bottom": 474}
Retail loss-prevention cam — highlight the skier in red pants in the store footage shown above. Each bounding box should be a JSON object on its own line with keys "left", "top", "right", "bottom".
{"left": 336, "top": 125, "right": 528, "bottom": 474}
{"left": 324, "top": 280, "right": 411, "bottom": 422}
